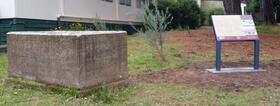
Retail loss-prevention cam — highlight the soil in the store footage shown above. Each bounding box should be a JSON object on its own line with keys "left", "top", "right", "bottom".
{"left": 131, "top": 27, "right": 280, "bottom": 91}
{"left": 142, "top": 60, "right": 280, "bottom": 91}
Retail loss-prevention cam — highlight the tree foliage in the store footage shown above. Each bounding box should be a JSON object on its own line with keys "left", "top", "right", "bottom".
{"left": 246, "top": 0, "right": 260, "bottom": 13}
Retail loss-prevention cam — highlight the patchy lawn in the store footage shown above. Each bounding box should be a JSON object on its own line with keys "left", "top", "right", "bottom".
{"left": 1, "top": 26, "right": 280, "bottom": 105}
{"left": 137, "top": 27, "right": 280, "bottom": 91}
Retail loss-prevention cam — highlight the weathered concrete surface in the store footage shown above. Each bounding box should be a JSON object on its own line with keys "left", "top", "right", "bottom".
{"left": 7, "top": 31, "right": 128, "bottom": 89}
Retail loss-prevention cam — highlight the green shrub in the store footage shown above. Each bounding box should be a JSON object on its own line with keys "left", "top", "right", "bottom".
{"left": 54, "top": 23, "right": 94, "bottom": 31}
{"left": 200, "top": 10, "right": 207, "bottom": 26}
{"left": 68, "top": 23, "right": 92, "bottom": 30}
{"left": 207, "top": 8, "right": 224, "bottom": 17}
{"left": 203, "top": 8, "right": 224, "bottom": 25}
{"left": 246, "top": 0, "right": 260, "bottom": 13}
{"left": 157, "top": 0, "right": 201, "bottom": 29}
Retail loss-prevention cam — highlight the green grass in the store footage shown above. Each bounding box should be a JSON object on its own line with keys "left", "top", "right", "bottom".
{"left": 0, "top": 34, "right": 280, "bottom": 105}
{"left": 256, "top": 25, "right": 280, "bottom": 34}
{"left": 112, "top": 83, "right": 280, "bottom": 106}
{"left": 128, "top": 35, "right": 187, "bottom": 75}
{"left": 0, "top": 53, "right": 7, "bottom": 79}
{"left": 1, "top": 79, "right": 280, "bottom": 105}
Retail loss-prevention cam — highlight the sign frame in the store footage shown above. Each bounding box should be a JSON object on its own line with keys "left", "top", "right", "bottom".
{"left": 211, "top": 15, "right": 261, "bottom": 72}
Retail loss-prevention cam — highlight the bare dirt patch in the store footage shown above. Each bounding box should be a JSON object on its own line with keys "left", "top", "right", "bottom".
{"left": 132, "top": 27, "right": 280, "bottom": 91}
{"left": 167, "top": 27, "right": 280, "bottom": 57}
{"left": 143, "top": 60, "right": 280, "bottom": 91}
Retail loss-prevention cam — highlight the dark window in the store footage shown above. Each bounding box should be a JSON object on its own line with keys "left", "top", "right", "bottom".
{"left": 120, "top": 0, "right": 131, "bottom": 6}
{"left": 102, "top": 0, "right": 113, "bottom": 2}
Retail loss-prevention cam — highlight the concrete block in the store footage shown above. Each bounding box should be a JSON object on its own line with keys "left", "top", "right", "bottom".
{"left": 7, "top": 31, "right": 128, "bottom": 90}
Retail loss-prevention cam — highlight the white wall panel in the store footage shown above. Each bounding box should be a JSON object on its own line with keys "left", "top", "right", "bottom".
{"left": 14, "top": 0, "right": 60, "bottom": 20}
{"left": 1, "top": 0, "right": 144, "bottom": 22}
{"left": 118, "top": 0, "right": 143, "bottom": 22}
{"left": 0, "top": 0, "right": 16, "bottom": 18}
{"left": 63, "top": 0, "right": 117, "bottom": 20}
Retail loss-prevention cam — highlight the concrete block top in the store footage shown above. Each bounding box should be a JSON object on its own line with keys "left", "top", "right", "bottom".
{"left": 7, "top": 31, "right": 127, "bottom": 36}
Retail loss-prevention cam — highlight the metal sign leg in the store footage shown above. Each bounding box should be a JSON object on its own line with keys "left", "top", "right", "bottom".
{"left": 216, "top": 41, "right": 221, "bottom": 71}
{"left": 254, "top": 40, "right": 260, "bottom": 70}
{"left": 208, "top": 40, "right": 263, "bottom": 73}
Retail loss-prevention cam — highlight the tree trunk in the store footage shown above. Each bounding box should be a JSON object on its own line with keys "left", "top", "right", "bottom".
{"left": 262, "top": 0, "right": 275, "bottom": 24}
{"left": 274, "top": 0, "right": 280, "bottom": 23}
{"left": 277, "top": 9, "right": 280, "bottom": 22}
{"left": 223, "top": 0, "right": 242, "bottom": 15}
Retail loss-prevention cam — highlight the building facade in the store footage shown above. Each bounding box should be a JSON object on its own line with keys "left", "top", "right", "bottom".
{"left": 0, "top": 0, "right": 203, "bottom": 44}
{"left": 0, "top": 0, "right": 147, "bottom": 44}
{"left": 0, "top": 0, "right": 146, "bottom": 24}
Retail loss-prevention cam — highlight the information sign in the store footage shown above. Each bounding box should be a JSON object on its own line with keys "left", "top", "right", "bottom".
{"left": 212, "top": 15, "right": 259, "bottom": 41}
{"left": 208, "top": 15, "right": 262, "bottom": 73}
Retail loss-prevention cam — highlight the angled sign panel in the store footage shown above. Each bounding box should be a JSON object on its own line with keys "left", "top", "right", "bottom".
{"left": 212, "top": 15, "right": 259, "bottom": 41}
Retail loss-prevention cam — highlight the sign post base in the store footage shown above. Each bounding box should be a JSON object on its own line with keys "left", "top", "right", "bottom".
{"left": 206, "top": 67, "right": 264, "bottom": 73}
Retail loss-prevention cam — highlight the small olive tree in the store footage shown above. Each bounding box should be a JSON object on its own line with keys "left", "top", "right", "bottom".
{"left": 137, "top": 0, "right": 173, "bottom": 62}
